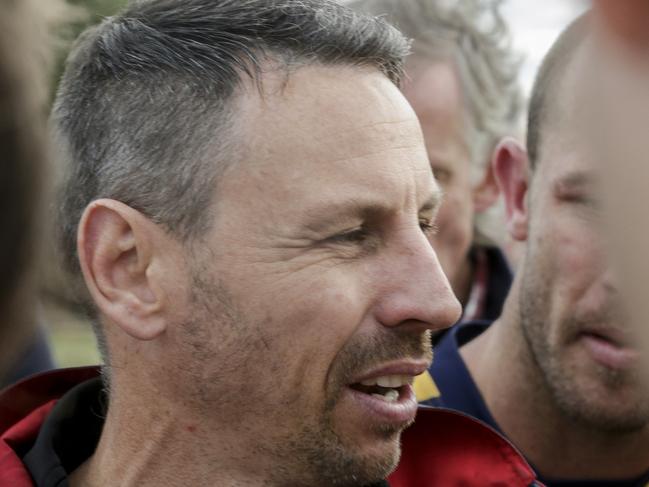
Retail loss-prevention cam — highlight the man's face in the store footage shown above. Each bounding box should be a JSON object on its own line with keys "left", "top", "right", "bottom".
{"left": 518, "top": 75, "right": 649, "bottom": 431}
{"left": 171, "top": 66, "right": 460, "bottom": 485}
{"left": 402, "top": 61, "right": 475, "bottom": 298}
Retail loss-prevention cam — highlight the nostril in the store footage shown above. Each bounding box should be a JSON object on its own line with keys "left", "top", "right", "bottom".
{"left": 448, "top": 295, "right": 463, "bottom": 324}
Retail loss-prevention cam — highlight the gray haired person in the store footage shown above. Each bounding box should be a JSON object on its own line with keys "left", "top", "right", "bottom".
{"left": 348, "top": 0, "right": 521, "bottom": 334}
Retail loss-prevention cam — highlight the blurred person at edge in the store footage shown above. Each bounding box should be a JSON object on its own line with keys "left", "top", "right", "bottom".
{"left": 0, "top": 1, "right": 544, "bottom": 486}
{"left": 348, "top": 0, "right": 521, "bottom": 332}
{"left": 421, "top": 14, "right": 649, "bottom": 486}
{"left": 587, "top": 1, "right": 649, "bottom": 372}
{"left": 0, "top": 0, "right": 64, "bottom": 387}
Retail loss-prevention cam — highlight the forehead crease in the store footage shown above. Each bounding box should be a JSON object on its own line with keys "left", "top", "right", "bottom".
{"left": 230, "top": 65, "right": 436, "bottom": 212}
{"left": 266, "top": 115, "right": 424, "bottom": 163}
{"left": 244, "top": 66, "right": 424, "bottom": 157}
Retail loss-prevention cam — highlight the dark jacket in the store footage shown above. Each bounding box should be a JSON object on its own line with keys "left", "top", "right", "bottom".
{"left": 0, "top": 367, "right": 541, "bottom": 487}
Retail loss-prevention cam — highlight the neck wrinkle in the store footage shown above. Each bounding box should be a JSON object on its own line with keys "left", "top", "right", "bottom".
{"left": 68, "top": 381, "right": 282, "bottom": 487}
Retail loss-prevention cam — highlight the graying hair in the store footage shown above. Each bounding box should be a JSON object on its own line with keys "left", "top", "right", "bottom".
{"left": 346, "top": 0, "right": 522, "bottom": 245}
{"left": 53, "top": 0, "right": 410, "bottom": 362}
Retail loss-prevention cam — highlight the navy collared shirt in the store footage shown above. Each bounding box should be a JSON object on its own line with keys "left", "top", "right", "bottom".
{"left": 420, "top": 321, "right": 649, "bottom": 487}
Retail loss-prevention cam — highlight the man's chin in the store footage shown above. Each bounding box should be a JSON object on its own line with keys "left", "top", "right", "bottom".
{"left": 547, "top": 358, "right": 649, "bottom": 432}
{"left": 327, "top": 422, "right": 404, "bottom": 483}
{"left": 315, "top": 382, "right": 418, "bottom": 483}
{"left": 301, "top": 432, "right": 400, "bottom": 487}
{"left": 332, "top": 439, "right": 401, "bottom": 486}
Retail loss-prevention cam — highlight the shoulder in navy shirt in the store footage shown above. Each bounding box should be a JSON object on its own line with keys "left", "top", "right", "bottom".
{"left": 418, "top": 320, "right": 649, "bottom": 487}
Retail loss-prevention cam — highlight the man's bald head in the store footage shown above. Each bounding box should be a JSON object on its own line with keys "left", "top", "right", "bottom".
{"left": 527, "top": 14, "right": 590, "bottom": 169}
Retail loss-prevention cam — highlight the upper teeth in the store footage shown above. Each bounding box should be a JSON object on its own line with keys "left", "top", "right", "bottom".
{"left": 360, "top": 375, "right": 413, "bottom": 388}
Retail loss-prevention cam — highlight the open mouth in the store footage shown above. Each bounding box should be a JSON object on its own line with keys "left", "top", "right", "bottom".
{"left": 343, "top": 367, "right": 423, "bottom": 424}
{"left": 349, "top": 375, "right": 413, "bottom": 403}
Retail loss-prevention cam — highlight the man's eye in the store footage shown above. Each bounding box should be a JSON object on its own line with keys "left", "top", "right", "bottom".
{"left": 432, "top": 167, "right": 452, "bottom": 185}
{"left": 419, "top": 220, "right": 438, "bottom": 236}
{"left": 328, "top": 228, "right": 369, "bottom": 244}
{"left": 562, "top": 192, "right": 600, "bottom": 210}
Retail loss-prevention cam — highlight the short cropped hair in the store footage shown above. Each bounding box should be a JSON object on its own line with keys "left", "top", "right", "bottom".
{"left": 527, "top": 14, "right": 590, "bottom": 168}
{"left": 53, "top": 0, "right": 410, "bottom": 360}
{"left": 55, "top": 0, "right": 409, "bottom": 273}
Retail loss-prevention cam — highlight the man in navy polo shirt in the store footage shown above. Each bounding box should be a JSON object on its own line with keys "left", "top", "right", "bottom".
{"left": 421, "top": 14, "right": 649, "bottom": 487}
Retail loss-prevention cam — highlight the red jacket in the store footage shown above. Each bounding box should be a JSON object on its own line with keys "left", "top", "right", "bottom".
{"left": 0, "top": 367, "right": 541, "bottom": 486}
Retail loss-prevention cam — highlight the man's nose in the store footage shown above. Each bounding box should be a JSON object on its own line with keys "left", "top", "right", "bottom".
{"left": 373, "top": 228, "right": 462, "bottom": 332}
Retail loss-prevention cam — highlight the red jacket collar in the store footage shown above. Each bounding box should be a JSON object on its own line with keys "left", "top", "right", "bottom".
{"left": 0, "top": 366, "right": 100, "bottom": 487}
{"left": 390, "top": 407, "right": 541, "bottom": 486}
{"left": 0, "top": 367, "right": 540, "bottom": 487}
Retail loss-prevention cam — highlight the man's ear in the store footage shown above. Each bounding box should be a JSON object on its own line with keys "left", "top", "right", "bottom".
{"left": 78, "top": 199, "right": 168, "bottom": 340}
{"left": 492, "top": 137, "right": 530, "bottom": 242}
{"left": 472, "top": 157, "right": 500, "bottom": 213}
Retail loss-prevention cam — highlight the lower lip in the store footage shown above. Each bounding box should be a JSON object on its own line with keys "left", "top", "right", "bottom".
{"left": 579, "top": 333, "right": 639, "bottom": 369}
{"left": 345, "top": 384, "right": 418, "bottom": 426}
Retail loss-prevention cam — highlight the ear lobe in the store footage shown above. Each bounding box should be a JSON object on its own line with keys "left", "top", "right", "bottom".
{"left": 472, "top": 158, "right": 500, "bottom": 213}
{"left": 492, "top": 137, "right": 530, "bottom": 241}
{"left": 78, "top": 199, "right": 167, "bottom": 341}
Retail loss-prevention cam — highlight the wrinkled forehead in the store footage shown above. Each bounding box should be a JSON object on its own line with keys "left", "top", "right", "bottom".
{"left": 231, "top": 64, "right": 435, "bottom": 204}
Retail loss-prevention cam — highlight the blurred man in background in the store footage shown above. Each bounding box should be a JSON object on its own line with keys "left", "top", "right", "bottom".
{"left": 423, "top": 15, "right": 649, "bottom": 485}
{"left": 589, "top": 1, "right": 649, "bottom": 369}
{"left": 348, "top": 0, "right": 521, "bottom": 326}
{"left": 0, "top": 0, "right": 63, "bottom": 387}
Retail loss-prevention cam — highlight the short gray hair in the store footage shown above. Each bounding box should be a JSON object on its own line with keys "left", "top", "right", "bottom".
{"left": 346, "top": 0, "right": 522, "bottom": 244}
{"left": 53, "top": 0, "right": 410, "bottom": 361}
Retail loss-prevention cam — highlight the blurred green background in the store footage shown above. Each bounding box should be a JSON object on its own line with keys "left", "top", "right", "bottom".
{"left": 52, "top": 0, "right": 128, "bottom": 90}
{"left": 47, "top": 0, "right": 127, "bottom": 368}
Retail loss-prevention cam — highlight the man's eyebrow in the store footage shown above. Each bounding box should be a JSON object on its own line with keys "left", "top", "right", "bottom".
{"left": 302, "top": 190, "right": 443, "bottom": 234}
{"left": 301, "top": 198, "right": 392, "bottom": 233}
{"left": 555, "top": 170, "right": 596, "bottom": 190}
{"left": 419, "top": 188, "right": 444, "bottom": 213}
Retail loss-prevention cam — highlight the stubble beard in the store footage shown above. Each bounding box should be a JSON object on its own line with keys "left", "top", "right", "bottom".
{"left": 183, "top": 269, "right": 428, "bottom": 486}
{"left": 288, "top": 330, "right": 431, "bottom": 486}
{"left": 284, "top": 409, "right": 400, "bottom": 487}
{"left": 519, "top": 259, "right": 649, "bottom": 434}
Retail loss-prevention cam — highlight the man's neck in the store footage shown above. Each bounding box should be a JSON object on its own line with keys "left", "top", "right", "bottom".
{"left": 68, "top": 384, "right": 288, "bottom": 487}
{"left": 460, "top": 281, "right": 649, "bottom": 480}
